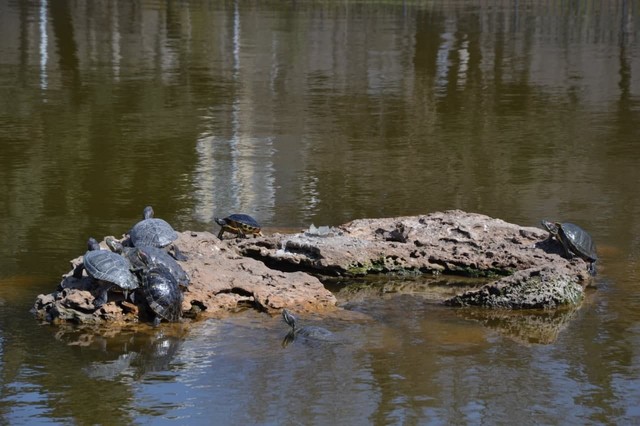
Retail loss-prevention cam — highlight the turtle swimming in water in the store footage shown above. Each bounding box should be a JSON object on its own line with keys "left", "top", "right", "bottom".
{"left": 542, "top": 220, "right": 598, "bottom": 276}
{"left": 106, "top": 237, "right": 190, "bottom": 289}
{"left": 281, "top": 309, "right": 338, "bottom": 347}
{"left": 215, "top": 214, "right": 262, "bottom": 240}
{"left": 129, "top": 206, "right": 187, "bottom": 261}
{"left": 73, "top": 237, "right": 140, "bottom": 307}
{"left": 138, "top": 250, "right": 183, "bottom": 326}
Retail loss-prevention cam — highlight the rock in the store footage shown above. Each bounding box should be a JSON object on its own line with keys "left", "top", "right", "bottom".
{"left": 32, "top": 210, "right": 595, "bottom": 325}
{"left": 444, "top": 267, "right": 584, "bottom": 309}
{"left": 32, "top": 231, "right": 337, "bottom": 325}
{"left": 239, "top": 210, "right": 592, "bottom": 309}
{"left": 240, "top": 210, "right": 592, "bottom": 278}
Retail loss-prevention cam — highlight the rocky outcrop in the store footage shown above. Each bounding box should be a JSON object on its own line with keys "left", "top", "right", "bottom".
{"left": 32, "top": 210, "right": 595, "bottom": 326}
{"left": 239, "top": 210, "right": 592, "bottom": 280}
{"left": 32, "top": 232, "right": 338, "bottom": 325}
{"left": 239, "top": 210, "right": 592, "bottom": 309}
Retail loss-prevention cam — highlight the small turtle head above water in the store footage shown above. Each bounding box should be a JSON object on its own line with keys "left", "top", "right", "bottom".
{"left": 280, "top": 309, "right": 339, "bottom": 347}
{"left": 282, "top": 309, "right": 297, "bottom": 329}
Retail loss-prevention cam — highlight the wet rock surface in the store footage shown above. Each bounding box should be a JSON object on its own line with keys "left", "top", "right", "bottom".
{"left": 33, "top": 210, "right": 595, "bottom": 326}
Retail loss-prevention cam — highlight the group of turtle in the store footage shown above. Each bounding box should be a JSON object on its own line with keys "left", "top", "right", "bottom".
{"left": 72, "top": 206, "right": 189, "bottom": 326}
{"left": 71, "top": 208, "right": 265, "bottom": 326}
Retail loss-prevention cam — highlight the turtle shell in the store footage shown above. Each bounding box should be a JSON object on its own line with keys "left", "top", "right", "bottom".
{"left": 107, "top": 237, "right": 190, "bottom": 288}
{"left": 130, "top": 246, "right": 190, "bottom": 288}
{"left": 83, "top": 249, "right": 139, "bottom": 291}
{"left": 130, "top": 218, "right": 178, "bottom": 248}
{"left": 215, "top": 214, "right": 262, "bottom": 239}
{"left": 142, "top": 265, "right": 183, "bottom": 323}
{"left": 557, "top": 223, "right": 598, "bottom": 262}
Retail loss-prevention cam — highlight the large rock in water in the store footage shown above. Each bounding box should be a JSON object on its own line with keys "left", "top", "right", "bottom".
{"left": 238, "top": 210, "right": 593, "bottom": 308}
{"left": 32, "top": 210, "right": 594, "bottom": 325}
{"left": 32, "top": 232, "right": 338, "bottom": 325}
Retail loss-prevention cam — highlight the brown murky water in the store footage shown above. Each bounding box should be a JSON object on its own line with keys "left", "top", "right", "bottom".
{"left": 1, "top": 0, "right": 640, "bottom": 423}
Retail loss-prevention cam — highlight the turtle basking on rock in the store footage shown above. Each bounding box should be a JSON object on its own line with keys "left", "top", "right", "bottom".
{"left": 73, "top": 237, "right": 140, "bottom": 308}
{"left": 542, "top": 220, "right": 598, "bottom": 276}
{"left": 129, "top": 206, "right": 187, "bottom": 261}
{"left": 137, "top": 250, "right": 183, "bottom": 326}
{"left": 215, "top": 214, "right": 262, "bottom": 240}
{"left": 106, "top": 237, "right": 190, "bottom": 289}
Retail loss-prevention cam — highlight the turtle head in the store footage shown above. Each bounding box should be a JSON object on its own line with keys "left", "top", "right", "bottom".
{"left": 136, "top": 249, "right": 152, "bottom": 267}
{"left": 105, "top": 237, "right": 123, "bottom": 254}
{"left": 541, "top": 220, "right": 560, "bottom": 236}
{"left": 143, "top": 206, "right": 155, "bottom": 220}
{"left": 87, "top": 237, "right": 101, "bottom": 251}
{"left": 214, "top": 217, "right": 226, "bottom": 226}
{"left": 282, "top": 309, "right": 297, "bottom": 329}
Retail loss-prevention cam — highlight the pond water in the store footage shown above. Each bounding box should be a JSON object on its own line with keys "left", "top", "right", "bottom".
{"left": 1, "top": 0, "right": 640, "bottom": 423}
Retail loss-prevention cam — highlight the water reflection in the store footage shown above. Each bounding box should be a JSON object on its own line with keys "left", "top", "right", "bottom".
{"left": 453, "top": 305, "right": 580, "bottom": 345}
{"left": 52, "top": 326, "right": 188, "bottom": 382}
{"left": 193, "top": 3, "right": 276, "bottom": 225}
{"left": 1, "top": 0, "right": 640, "bottom": 423}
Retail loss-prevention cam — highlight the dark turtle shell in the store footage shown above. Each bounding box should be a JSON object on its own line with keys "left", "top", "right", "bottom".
{"left": 142, "top": 264, "right": 183, "bottom": 324}
{"left": 106, "top": 238, "right": 190, "bottom": 288}
{"left": 128, "top": 206, "right": 179, "bottom": 249}
{"left": 215, "top": 214, "right": 262, "bottom": 239}
{"left": 542, "top": 220, "right": 597, "bottom": 275}
{"left": 79, "top": 239, "right": 139, "bottom": 292}
{"left": 130, "top": 218, "right": 178, "bottom": 248}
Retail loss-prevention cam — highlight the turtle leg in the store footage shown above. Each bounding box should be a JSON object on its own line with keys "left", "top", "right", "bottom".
{"left": 152, "top": 315, "right": 162, "bottom": 327}
{"left": 217, "top": 228, "right": 225, "bottom": 240}
{"left": 588, "top": 261, "right": 597, "bottom": 276}
{"left": 558, "top": 238, "right": 573, "bottom": 259}
{"left": 93, "top": 284, "right": 113, "bottom": 308}
{"left": 72, "top": 263, "right": 85, "bottom": 279}
{"left": 170, "top": 245, "right": 188, "bottom": 261}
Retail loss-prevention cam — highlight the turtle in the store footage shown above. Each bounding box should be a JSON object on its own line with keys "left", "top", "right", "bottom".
{"left": 105, "top": 237, "right": 190, "bottom": 289}
{"left": 138, "top": 251, "right": 183, "bottom": 326}
{"left": 281, "top": 309, "right": 338, "bottom": 347}
{"left": 215, "top": 213, "right": 263, "bottom": 240}
{"left": 129, "top": 206, "right": 187, "bottom": 261}
{"left": 73, "top": 237, "right": 140, "bottom": 307}
{"left": 542, "top": 220, "right": 598, "bottom": 276}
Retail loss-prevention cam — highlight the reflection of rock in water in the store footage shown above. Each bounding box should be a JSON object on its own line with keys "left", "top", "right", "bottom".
{"left": 332, "top": 275, "right": 488, "bottom": 305}
{"left": 454, "top": 307, "right": 580, "bottom": 345}
{"left": 55, "top": 325, "right": 187, "bottom": 381}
